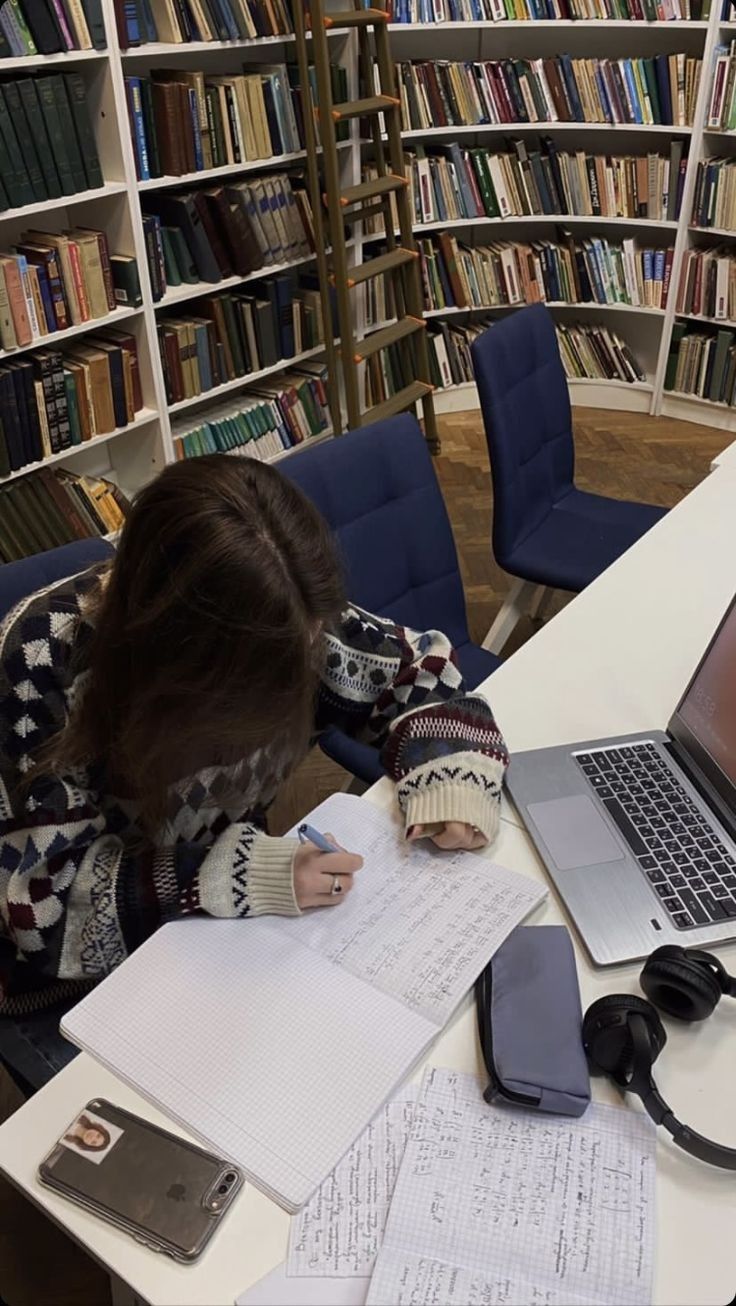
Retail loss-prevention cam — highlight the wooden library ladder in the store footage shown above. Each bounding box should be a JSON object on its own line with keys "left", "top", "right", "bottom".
{"left": 292, "top": 0, "right": 439, "bottom": 451}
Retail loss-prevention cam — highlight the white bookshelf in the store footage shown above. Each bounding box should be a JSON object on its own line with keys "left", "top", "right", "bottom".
{"left": 0, "top": 5, "right": 363, "bottom": 506}
{"left": 2, "top": 0, "right": 735, "bottom": 527}
{"left": 357, "top": 7, "right": 735, "bottom": 423}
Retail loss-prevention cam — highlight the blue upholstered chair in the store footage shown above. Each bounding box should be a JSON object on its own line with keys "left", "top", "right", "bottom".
{"left": 281, "top": 414, "right": 500, "bottom": 784}
{"left": 0, "top": 537, "right": 114, "bottom": 622}
{"left": 470, "top": 304, "right": 668, "bottom": 654}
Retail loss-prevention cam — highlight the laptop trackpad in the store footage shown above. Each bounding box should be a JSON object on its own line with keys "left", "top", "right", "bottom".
{"left": 527, "top": 795, "right": 625, "bottom": 869}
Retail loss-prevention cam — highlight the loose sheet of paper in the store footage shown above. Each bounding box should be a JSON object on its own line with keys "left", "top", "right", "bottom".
{"left": 288, "top": 1088, "right": 418, "bottom": 1278}
{"left": 367, "top": 1068, "right": 656, "bottom": 1306}
{"left": 236, "top": 1262, "right": 368, "bottom": 1306}
{"left": 279, "top": 794, "right": 546, "bottom": 1026}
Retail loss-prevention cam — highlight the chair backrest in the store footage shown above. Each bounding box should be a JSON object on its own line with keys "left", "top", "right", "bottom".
{"left": 471, "top": 304, "right": 575, "bottom": 569}
{"left": 0, "top": 537, "right": 114, "bottom": 622}
{"left": 280, "top": 414, "right": 471, "bottom": 649}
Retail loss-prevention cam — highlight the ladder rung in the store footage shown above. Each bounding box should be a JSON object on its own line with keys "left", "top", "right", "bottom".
{"left": 324, "top": 8, "right": 388, "bottom": 25}
{"left": 330, "top": 95, "right": 400, "bottom": 121}
{"left": 341, "top": 202, "right": 386, "bottom": 225}
{"left": 335, "top": 246, "right": 418, "bottom": 289}
{"left": 364, "top": 381, "right": 434, "bottom": 425}
{"left": 331, "top": 174, "right": 408, "bottom": 209}
{"left": 352, "top": 316, "right": 426, "bottom": 363}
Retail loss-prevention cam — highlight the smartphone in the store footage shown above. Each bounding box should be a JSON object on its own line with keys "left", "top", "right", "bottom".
{"left": 38, "top": 1098, "right": 243, "bottom": 1262}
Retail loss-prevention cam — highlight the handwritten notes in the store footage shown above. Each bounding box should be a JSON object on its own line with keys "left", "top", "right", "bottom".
{"left": 367, "top": 1068, "right": 656, "bottom": 1306}
{"left": 288, "top": 1091, "right": 417, "bottom": 1278}
{"left": 281, "top": 794, "right": 546, "bottom": 1026}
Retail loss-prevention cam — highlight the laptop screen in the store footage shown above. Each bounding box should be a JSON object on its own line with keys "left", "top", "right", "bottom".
{"left": 673, "top": 597, "right": 736, "bottom": 801}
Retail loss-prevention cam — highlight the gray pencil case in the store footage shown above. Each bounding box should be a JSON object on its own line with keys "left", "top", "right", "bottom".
{"left": 475, "top": 925, "right": 591, "bottom": 1117}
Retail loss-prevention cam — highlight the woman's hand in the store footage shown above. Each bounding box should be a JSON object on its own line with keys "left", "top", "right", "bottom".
{"left": 293, "top": 833, "right": 363, "bottom": 909}
{"left": 407, "top": 822, "right": 488, "bottom": 851}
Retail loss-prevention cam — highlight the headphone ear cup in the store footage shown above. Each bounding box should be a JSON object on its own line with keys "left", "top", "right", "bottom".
{"left": 582, "top": 994, "right": 665, "bottom": 1083}
{"left": 641, "top": 948, "right": 722, "bottom": 1021}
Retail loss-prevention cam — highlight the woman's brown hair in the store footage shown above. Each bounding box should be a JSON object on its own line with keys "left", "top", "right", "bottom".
{"left": 64, "top": 1114, "right": 111, "bottom": 1152}
{"left": 43, "top": 454, "right": 345, "bottom": 832}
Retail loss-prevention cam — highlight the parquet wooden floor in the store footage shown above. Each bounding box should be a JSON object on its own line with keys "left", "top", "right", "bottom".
{"left": 0, "top": 406, "right": 727, "bottom": 1306}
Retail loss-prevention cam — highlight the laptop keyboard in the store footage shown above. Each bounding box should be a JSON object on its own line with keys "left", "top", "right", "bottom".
{"left": 574, "top": 741, "right": 736, "bottom": 930}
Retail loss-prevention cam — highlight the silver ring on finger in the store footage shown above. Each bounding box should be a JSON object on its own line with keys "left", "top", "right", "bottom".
{"left": 331, "top": 874, "right": 342, "bottom": 895}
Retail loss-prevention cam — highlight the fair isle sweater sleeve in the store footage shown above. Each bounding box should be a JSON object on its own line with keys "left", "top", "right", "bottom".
{"left": 0, "top": 587, "right": 298, "bottom": 1005}
{"left": 317, "top": 606, "right": 508, "bottom": 842}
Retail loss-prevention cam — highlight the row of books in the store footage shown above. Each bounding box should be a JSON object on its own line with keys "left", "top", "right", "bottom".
{"left": 412, "top": 232, "right": 673, "bottom": 313}
{"left": 0, "top": 0, "right": 104, "bottom": 56}
{"left": 157, "top": 272, "right": 324, "bottom": 404}
{"left": 706, "top": 42, "right": 736, "bottom": 133}
{"left": 126, "top": 64, "right": 298, "bottom": 183}
{"left": 364, "top": 313, "right": 644, "bottom": 408}
{"left": 0, "top": 469, "right": 127, "bottom": 564}
{"left": 0, "top": 72, "right": 102, "bottom": 213}
{"left": 173, "top": 364, "right": 329, "bottom": 462}
{"left": 555, "top": 320, "right": 645, "bottom": 381}
{"left": 0, "top": 329, "right": 144, "bottom": 476}
{"left": 388, "top": 0, "right": 709, "bottom": 19}
{"left": 0, "top": 229, "right": 138, "bottom": 354}
{"left": 665, "top": 322, "right": 736, "bottom": 404}
{"left": 113, "top": 0, "right": 290, "bottom": 48}
{"left": 396, "top": 141, "right": 686, "bottom": 227}
{"left": 676, "top": 246, "right": 736, "bottom": 320}
{"left": 691, "top": 158, "right": 736, "bottom": 231}
{"left": 396, "top": 55, "right": 701, "bottom": 130}
{"left": 141, "top": 173, "right": 314, "bottom": 301}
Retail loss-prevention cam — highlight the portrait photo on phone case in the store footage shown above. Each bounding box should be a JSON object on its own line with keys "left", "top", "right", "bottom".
{"left": 58, "top": 1109, "right": 124, "bottom": 1165}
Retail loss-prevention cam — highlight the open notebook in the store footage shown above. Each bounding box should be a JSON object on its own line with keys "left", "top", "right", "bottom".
{"left": 61, "top": 794, "right": 545, "bottom": 1211}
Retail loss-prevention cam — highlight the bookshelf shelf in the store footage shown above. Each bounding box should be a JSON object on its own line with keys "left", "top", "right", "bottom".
{"left": 0, "top": 409, "right": 159, "bottom": 488}
{"left": 676, "top": 311, "right": 736, "bottom": 327}
{"left": 120, "top": 27, "right": 349, "bottom": 58}
{"left": 364, "top": 216, "right": 679, "bottom": 239}
{"left": 431, "top": 374, "right": 653, "bottom": 416}
{"left": 137, "top": 139, "right": 351, "bottom": 192}
{"left": 0, "top": 49, "right": 108, "bottom": 72}
{"left": 0, "top": 182, "right": 128, "bottom": 226}
{"left": 419, "top": 300, "right": 666, "bottom": 318}
{"left": 660, "top": 389, "right": 736, "bottom": 432}
{"left": 167, "top": 343, "right": 328, "bottom": 415}
{"left": 689, "top": 224, "right": 736, "bottom": 238}
{"left": 400, "top": 123, "right": 695, "bottom": 140}
{"left": 0, "top": 305, "right": 142, "bottom": 362}
{"left": 388, "top": 18, "right": 709, "bottom": 27}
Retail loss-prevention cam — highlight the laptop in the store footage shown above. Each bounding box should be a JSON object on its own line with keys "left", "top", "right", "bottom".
{"left": 506, "top": 594, "right": 736, "bottom": 966}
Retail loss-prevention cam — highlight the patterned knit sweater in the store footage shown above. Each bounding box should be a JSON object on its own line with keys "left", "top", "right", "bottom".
{"left": 0, "top": 567, "right": 508, "bottom": 1013}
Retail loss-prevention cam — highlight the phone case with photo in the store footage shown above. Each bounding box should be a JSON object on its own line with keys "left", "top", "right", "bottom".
{"left": 38, "top": 1098, "right": 243, "bottom": 1262}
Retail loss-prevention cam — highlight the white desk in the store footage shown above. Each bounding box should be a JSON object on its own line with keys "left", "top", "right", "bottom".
{"left": 2, "top": 470, "right": 736, "bottom": 1306}
{"left": 710, "top": 435, "right": 736, "bottom": 472}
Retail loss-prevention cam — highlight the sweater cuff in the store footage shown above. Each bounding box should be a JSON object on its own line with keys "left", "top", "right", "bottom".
{"left": 395, "top": 753, "right": 505, "bottom": 846}
{"left": 197, "top": 828, "right": 300, "bottom": 918}
{"left": 248, "top": 834, "right": 301, "bottom": 917}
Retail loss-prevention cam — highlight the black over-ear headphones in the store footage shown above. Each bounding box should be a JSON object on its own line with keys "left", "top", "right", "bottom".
{"left": 582, "top": 945, "right": 736, "bottom": 1169}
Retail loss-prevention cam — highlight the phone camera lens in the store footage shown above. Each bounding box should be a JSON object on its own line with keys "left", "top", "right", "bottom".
{"left": 224, "top": 1172, "right": 236, "bottom": 1183}
{"left": 218, "top": 1183, "right": 228, "bottom": 1194}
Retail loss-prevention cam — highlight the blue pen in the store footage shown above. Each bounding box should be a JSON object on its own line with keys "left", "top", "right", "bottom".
{"left": 297, "top": 823, "right": 339, "bottom": 853}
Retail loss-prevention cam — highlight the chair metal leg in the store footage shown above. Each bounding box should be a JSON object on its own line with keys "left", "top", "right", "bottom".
{"left": 481, "top": 579, "right": 543, "bottom": 655}
{"left": 527, "top": 585, "right": 551, "bottom": 621}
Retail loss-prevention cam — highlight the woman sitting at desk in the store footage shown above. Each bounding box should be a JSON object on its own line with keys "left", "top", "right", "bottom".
{"left": 0, "top": 455, "right": 508, "bottom": 1088}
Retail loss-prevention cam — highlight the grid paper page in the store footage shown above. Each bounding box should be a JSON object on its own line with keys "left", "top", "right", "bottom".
{"left": 279, "top": 794, "right": 546, "bottom": 1026}
{"left": 367, "top": 1068, "right": 656, "bottom": 1306}
{"left": 288, "top": 1087, "right": 418, "bottom": 1278}
{"left": 62, "top": 920, "right": 433, "bottom": 1211}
